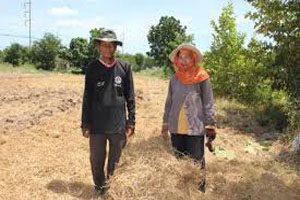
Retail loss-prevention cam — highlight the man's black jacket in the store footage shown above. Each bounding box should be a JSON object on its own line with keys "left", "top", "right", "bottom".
{"left": 81, "top": 59, "right": 135, "bottom": 134}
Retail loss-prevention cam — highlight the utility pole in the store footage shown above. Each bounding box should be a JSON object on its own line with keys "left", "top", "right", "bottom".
{"left": 24, "top": 0, "right": 32, "bottom": 47}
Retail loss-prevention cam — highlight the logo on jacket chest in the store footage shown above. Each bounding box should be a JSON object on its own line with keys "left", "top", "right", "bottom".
{"left": 114, "top": 76, "right": 122, "bottom": 87}
{"left": 96, "top": 81, "right": 105, "bottom": 87}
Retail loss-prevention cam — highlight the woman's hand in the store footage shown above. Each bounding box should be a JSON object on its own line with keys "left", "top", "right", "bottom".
{"left": 205, "top": 126, "right": 216, "bottom": 152}
{"left": 205, "top": 126, "right": 216, "bottom": 141}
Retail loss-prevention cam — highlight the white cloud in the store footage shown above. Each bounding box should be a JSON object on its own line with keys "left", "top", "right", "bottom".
{"left": 48, "top": 6, "right": 78, "bottom": 16}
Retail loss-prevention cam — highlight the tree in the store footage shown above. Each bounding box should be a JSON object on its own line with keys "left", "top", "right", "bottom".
{"left": 55, "top": 46, "right": 72, "bottom": 71}
{"left": 0, "top": 50, "right": 3, "bottom": 62}
{"left": 205, "top": 3, "right": 265, "bottom": 103}
{"left": 87, "top": 28, "right": 105, "bottom": 60}
{"left": 134, "top": 53, "right": 145, "bottom": 71}
{"left": 143, "top": 56, "right": 156, "bottom": 68}
{"left": 22, "top": 46, "right": 31, "bottom": 63}
{"left": 246, "top": 0, "right": 300, "bottom": 103}
{"left": 31, "top": 33, "right": 62, "bottom": 70}
{"left": 3, "top": 43, "right": 27, "bottom": 67}
{"left": 59, "top": 46, "right": 72, "bottom": 62}
{"left": 147, "top": 16, "right": 193, "bottom": 71}
{"left": 116, "top": 52, "right": 135, "bottom": 65}
{"left": 69, "top": 37, "right": 89, "bottom": 68}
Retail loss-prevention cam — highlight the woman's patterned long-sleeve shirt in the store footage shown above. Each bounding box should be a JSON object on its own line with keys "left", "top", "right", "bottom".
{"left": 163, "top": 76, "right": 216, "bottom": 136}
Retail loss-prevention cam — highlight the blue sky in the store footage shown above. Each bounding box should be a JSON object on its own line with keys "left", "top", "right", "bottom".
{"left": 0, "top": 0, "right": 257, "bottom": 54}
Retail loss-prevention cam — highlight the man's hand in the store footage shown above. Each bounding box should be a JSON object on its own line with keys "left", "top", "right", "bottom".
{"left": 126, "top": 124, "right": 135, "bottom": 137}
{"left": 161, "top": 124, "right": 169, "bottom": 141}
{"left": 82, "top": 127, "right": 90, "bottom": 138}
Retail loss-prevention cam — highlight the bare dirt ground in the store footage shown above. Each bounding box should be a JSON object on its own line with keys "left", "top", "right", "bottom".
{"left": 0, "top": 73, "right": 299, "bottom": 200}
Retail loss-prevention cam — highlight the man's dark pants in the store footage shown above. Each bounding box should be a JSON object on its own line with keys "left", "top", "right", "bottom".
{"left": 89, "top": 133, "right": 126, "bottom": 187}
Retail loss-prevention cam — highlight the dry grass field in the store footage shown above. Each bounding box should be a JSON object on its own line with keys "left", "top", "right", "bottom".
{"left": 0, "top": 72, "right": 299, "bottom": 200}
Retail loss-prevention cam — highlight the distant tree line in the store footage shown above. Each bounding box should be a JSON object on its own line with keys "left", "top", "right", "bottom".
{"left": 0, "top": 28, "right": 155, "bottom": 73}
{"left": 1, "top": 0, "right": 298, "bottom": 132}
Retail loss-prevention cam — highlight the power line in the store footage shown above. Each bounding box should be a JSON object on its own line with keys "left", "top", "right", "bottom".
{"left": 0, "top": 33, "right": 39, "bottom": 40}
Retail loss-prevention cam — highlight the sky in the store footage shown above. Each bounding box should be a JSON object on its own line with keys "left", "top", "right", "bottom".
{"left": 0, "top": 0, "right": 257, "bottom": 54}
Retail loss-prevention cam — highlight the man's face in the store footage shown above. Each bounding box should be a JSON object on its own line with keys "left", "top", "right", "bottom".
{"left": 98, "top": 41, "right": 117, "bottom": 59}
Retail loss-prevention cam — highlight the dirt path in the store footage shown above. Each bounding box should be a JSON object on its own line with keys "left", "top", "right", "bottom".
{"left": 0, "top": 73, "right": 299, "bottom": 200}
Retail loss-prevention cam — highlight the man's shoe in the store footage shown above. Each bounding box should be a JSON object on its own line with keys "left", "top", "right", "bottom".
{"left": 198, "top": 180, "right": 206, "bottom": 193}
{"left": 94, "top": 184, "right": 109, "bottom": 196}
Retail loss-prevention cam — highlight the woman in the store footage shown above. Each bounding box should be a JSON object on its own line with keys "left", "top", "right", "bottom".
{"left": 161, "top": 43, "right": 216, "bottom": 193}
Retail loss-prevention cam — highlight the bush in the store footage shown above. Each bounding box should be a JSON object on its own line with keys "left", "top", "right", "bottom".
{"left": 0, "top": 50, "right": 4, "bottom": 62}
{"left": 54, "top": 57, "right": 71, "bottom": 72}
{"left": 133, "top": 53, "right": 145, "bottom": 72}
{"left": 256, "top": 103, "right": 289, "bottom": 131}
{"left": 255, "top": 89, "right": 298, "bottom": 132}
{"left": 31, "top": 33, "right": 62, "bottom": 70}
{"left": 3, "top": 43, "right": 28, "bottom": 66}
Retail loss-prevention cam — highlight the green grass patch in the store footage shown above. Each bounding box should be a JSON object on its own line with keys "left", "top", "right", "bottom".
{"left": 0, "top": 62, "right": 81, "bottom": 75}
{"left": 136, "top": 67, "right": 167, "bottom": 79}
{"left": 0, "top": 62, "right": 47, "bottom": 74}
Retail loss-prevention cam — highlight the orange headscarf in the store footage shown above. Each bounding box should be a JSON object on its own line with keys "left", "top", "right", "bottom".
{"left": 173, "top": 50, "right": 209, "bottom": 85}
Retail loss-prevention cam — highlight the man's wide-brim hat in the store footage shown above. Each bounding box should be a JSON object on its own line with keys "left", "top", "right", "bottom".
{"left": 94, "top": 29, "right": 123, "bottom": 46}
{"left": 169, "top": 43, "right": 203, "bottom": 64}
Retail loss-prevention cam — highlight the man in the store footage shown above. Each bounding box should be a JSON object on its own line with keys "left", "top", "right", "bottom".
{"left": 81, "top": 29, "right": 135, "bottom": 195}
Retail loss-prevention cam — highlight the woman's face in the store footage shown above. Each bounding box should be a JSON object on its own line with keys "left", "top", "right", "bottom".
{"left": 177, "top": 49, "right": 195, "bottom": 69}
